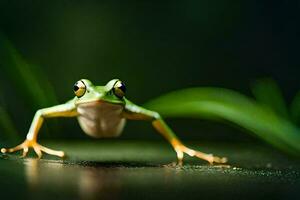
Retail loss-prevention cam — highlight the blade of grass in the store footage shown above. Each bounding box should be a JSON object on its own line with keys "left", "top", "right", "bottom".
{"left": 0, "top": 34, "right": 58, "bottom": 109}
{"left": 251, "top": 78, "right": 289, "bottom": 119}
{"left": 144, "top": 87, "right": 300, "bottom": 156}
{"left": 0, "top": 106, "right": 20, "bottom": 143}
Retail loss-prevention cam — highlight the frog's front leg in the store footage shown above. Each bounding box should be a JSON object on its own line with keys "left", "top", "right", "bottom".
{"left": 1, "top": 101, "right": 78, "bottom": 158}
{"left": 123, "top": 102, "right": 227, "bottom": 165}
{"left": 151, "top": 118, "right": 227, "bottom": 165}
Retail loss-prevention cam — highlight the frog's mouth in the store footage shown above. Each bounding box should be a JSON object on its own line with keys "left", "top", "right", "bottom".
{"left": 76, "top": 99, "right": 103, "bottom": 106}
{"left": 75, "top": 99, "right": 124, "bottom": 106}
{"left": 76, "top": 100, "right": 125, "bottom": 110}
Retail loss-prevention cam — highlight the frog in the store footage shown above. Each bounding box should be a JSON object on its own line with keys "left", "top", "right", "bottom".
{"left": 1, "top": 79, "right": 227, "bottom": 164}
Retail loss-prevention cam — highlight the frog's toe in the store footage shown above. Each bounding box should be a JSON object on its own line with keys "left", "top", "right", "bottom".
{"left": 194, "top": 152, "right": 228, "bottom": 164}
{"left": 1, "top": 143, "right": 25, "bottom": 154}
{"left": 33, "top": 145, "right": 43, "bottom": 158}
{"left": 37, "top": 143, "right": 65, "bottom": 158}
{"left": 213, "top": 156, "right": 228, "bottom": 164}
{"left": 21, "top": 147, "right": 29, "bottom": 158}
{"left": 1, "top": 148, "right": 7, "bottom": 153}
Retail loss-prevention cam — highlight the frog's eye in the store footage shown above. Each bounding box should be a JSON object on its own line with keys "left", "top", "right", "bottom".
{"left": 113, "top": 80, "right": 126, "bottom": 98}
{"left": 74, "top": 80, "right": 86, "bottom": 98}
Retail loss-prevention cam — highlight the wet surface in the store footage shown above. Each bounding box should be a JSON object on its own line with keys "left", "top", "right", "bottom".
{"left": 0, "top": 140, "right": 299, "bottom": 200}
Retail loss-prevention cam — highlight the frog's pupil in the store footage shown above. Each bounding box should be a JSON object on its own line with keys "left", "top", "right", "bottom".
{"left": 120, "top": 83, "right": 126, "bottom": 93}
{"left": 74, "top": 85, "right": 79, "bottom": 91}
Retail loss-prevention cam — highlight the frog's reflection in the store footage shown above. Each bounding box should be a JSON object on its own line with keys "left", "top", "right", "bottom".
{"left": 24, "top": 159, "right": 122, "bottom": 200}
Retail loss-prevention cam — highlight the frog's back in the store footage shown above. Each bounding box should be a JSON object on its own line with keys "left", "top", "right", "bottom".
{"left": 76, "top": 101, "right": 126, "bottom": 138}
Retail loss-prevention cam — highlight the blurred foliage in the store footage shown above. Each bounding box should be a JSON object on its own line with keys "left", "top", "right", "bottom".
{"left": 0, "top": 106, "right": 19, "bottom": 143}
{"left": 0, "top": 80, "right": 18, "bottom": 142}
{"left": 145, "top": 87, "right": 300, "bottom": 156}
{"left": 251, "top": 78, "right": 289, "bottom": 119}
{"left": 0, "top": 34, "right": 58, "bottom": 109}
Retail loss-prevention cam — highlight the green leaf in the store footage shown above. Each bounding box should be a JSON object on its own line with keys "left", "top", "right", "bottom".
{"left": 0, "top": 106, "right": 20, "bottom": 142}
{"left": 0, "top": 34, "right": 58, "bottom": 109}
{"left": 144, "top": 88, "right": 300, "bottom": 156}
{"left": 251, "top": 78, "right": 289, "bottom": 119}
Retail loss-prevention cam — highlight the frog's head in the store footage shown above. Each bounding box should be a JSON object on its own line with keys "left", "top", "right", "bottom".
{"left": 73, "top": 79, "right": 126, "bottom": 105}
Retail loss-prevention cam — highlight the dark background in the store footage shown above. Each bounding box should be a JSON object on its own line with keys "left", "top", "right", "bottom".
{"left": 0, "top": 0, "right": 299, "bottom": 143}
{"left": 0, "top": 2, "right": 300, "bottom": 200}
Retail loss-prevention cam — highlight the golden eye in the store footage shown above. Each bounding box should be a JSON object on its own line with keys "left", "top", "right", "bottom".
{"left": 74, "top": 80, "right": 86, "bottom": 98}
{"left": 113, "top": 80, "right": 126, "bottom": 98}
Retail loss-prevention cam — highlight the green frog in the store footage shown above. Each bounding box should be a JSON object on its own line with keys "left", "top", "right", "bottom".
{"left": 1, "top": 79, "right": 227, "bottom": 164}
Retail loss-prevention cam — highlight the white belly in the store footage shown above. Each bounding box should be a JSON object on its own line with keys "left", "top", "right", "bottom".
{"left": 76, "top": 101, "right": 126, "bottom": 138}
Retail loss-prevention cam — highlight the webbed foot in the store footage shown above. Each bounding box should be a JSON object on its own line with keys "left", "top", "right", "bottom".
{"left": 1, "top": 139, "right": 65, "bottom": 158}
